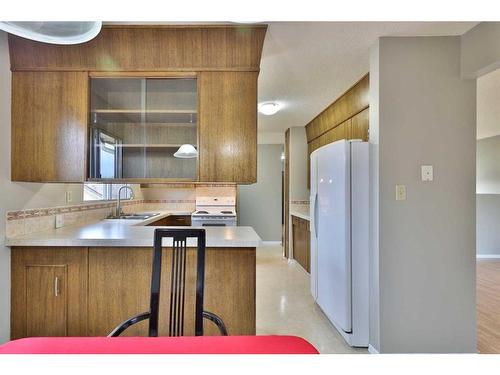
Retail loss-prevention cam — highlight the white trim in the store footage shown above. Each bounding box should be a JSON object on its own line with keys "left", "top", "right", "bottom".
{"left": 368, "top": 344, "right": 379, "bottom": 354}
{"left": 476, "top": 254, "right": 500, "bottom": 259}
{"left": 260, "top": 241, "right": 282, "bottom": 247}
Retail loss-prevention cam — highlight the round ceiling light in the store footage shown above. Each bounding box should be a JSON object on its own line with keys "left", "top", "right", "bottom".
{"left": 258, "top": 102, "right": 281, "bottom": 116}
{"left": 0, "top": 21, "right": 102, "bottom": 45}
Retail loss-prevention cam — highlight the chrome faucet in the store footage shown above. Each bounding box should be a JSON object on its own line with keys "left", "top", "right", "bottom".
{"left": 116, "top": 186, "right": 135, "bottom": 217}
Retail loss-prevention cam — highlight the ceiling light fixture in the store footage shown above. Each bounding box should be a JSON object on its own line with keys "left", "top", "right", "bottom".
{"left": 174, "top": 144, "right": 198, "bottom": 159}
{"left": 258, "top": 102, "right": 281, "bottom": 116}
{"left": 0, "top": 21, "right": 102, "bottom": 45}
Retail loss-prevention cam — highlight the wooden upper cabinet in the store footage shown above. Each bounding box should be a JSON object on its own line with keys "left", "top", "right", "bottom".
{"left": 198, "top": 71, "right": 258, "bottom": 183}
{"left": 305, "top": 74, "right": 369, "bottom": 143}
{"left": 9, "top": 25, "right": 266, "bottom": 184}
{"left": 8, "top": 25, "right": 267, "bottom": 72}
{"left": 11, "top": 72, "right": 88, "bottom": 182}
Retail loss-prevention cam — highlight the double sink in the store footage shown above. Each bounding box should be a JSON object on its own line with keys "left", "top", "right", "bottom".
{"left": 108, "top": 212, "right": 161, "bottom": 220}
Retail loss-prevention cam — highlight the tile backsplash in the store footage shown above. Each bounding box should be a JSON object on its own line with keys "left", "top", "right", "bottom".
{"left": 6, "top": 184, "right": 236, "bottom": 238}
{"left": 6, "top": 200, "right": 142, "bottom": 238}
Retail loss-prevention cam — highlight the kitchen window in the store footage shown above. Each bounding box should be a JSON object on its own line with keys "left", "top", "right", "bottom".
{"left": 83, "top": 183, "right": 132, "bottom": 201}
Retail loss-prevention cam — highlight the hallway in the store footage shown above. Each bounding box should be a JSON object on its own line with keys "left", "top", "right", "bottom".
{"left": 256, "top": 246, "right": 366, "bottom": 354}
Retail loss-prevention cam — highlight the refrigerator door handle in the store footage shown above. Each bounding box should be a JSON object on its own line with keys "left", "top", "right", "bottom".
{"left": 312, "top": 192, "right": 319, "bottom": 238}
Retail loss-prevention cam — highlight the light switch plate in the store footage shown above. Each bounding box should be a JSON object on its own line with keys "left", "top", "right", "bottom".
{"left": 396, "top": 184, "right": 406, "bottom": 201}
{"left": 421, "top": 165, "right": 433, "bottom": 181}
{"left": 66, "top": 191, "right": 73, "bottom": 203}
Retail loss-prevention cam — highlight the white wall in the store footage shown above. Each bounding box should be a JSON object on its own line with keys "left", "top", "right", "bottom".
{"left": 238, "top": 144, "right": 284, "bottom": 241}
{"left": 477, "top": 195, "right": 500, "bottom": 256}
{"left": 288, "top": 127, "right": 309, "bottom": 201}
{"left": 477, "top": 69, "right": 500, "bottom": 139}
{"left": 477, "top": 135, "right": 500, "bottom": 194}
{"left": 258, "top": 131, "right": 285, "bottom": 145}
{"left": 370, "top": 36, "right": 476, "bottom": 353}
{"left": 476, "top": 135, "right": 500, "bottom": 256}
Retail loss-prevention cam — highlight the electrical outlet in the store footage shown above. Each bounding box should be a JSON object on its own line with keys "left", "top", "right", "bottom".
{"left": 55, "top": 214, "right": 64, "bottom": 229}
{"left": 395, "top": 185, "right": 406, "bottom": 201}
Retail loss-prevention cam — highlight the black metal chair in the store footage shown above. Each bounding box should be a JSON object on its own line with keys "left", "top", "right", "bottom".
{"left": 108, "top": 228, "right": 228, "bottom": 337}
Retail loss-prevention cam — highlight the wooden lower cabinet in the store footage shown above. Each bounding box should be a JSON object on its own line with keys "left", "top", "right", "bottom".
{"left": 87, "top": 247, "right": 255, "bottom": 336}
{"left": 11, "top": 247, "right": 88, "bottom": 339}
{"left": 11, "top": 246, "right": 255, "bottom": 338}
{"left": 146, "top": 215, "right": 191, "bottom": 226}
{"left": 292, "top": 216, "right": 311, "bottom": 273}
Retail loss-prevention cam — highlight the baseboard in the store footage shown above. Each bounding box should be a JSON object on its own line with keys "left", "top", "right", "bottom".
{"left": 260, "top": 241, "right": 282, "bottom": 247}
{"left": 368, "top": 344, "right": 379, "bottom": 354}
{"left": 476, "top": 254, "right": 500, "bottom": 259}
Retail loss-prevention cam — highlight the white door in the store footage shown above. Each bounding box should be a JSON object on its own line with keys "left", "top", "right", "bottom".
{"left": 316, "top": 140, "right": 352, "bottom": 332}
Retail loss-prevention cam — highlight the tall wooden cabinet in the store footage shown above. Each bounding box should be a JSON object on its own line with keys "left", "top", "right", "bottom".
{"left": 11, "top": 248, "right": 88, "bottom": 339}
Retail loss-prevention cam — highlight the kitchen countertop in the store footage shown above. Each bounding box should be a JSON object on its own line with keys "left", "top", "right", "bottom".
{"left": 5, "top": 211, "right": 261, "bottom": 248}
{"left": 290, "top": 205, "right": 310, "bottom": 221}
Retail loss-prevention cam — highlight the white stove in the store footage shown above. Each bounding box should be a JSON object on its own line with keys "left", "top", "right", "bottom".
{"left": 191, "top": 196, "right": 237, "bottom": 227}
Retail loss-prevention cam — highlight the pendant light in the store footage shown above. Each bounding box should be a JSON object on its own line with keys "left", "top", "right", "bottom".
{"left": 0, "top": 21, "right": 102, "bottom": 45}
{"left": 174, "top": 144, "right": 198, "bottom": 159}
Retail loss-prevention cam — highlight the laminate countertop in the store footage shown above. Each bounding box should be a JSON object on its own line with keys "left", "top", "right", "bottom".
{"left": 290, "top": 205, "right": 310, "bottom": 221}
{"left": 5, "top": 211, "right": 261, "bottom": 248}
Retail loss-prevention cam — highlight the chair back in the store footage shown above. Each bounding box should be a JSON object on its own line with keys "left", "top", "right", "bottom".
{"left": 149, "top": 228, "right": 206, "bottom": 337}
{"left": 108, "top": 228, "right": 227, "bottom": 338}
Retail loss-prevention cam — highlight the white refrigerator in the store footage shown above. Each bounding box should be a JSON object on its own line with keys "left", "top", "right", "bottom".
{"left": 310, "top": 139, "right": 369, "bottom": 347}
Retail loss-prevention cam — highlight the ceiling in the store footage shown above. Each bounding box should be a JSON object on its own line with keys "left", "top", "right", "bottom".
{"left": 258, "top": 22, "right": 478, "bottom": 133}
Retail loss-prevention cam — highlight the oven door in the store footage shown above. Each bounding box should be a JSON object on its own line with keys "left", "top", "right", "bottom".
{"left": 191, "top": 216, "right": 236, "bottom": 227}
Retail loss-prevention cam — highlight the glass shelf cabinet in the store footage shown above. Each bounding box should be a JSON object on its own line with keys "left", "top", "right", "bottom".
{"left": 88, "top": 77, "right": 198, "bottom": 181}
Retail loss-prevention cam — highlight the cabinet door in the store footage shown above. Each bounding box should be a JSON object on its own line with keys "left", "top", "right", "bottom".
{"left": 292, "top": 216, "right": 310, "bottom": 273}
{"left": 11, "top": 247, "right": 88, "bottom": 339}
{"left": 88, "top": 77, "right": 198, "bottom": 182}
{"left": 11, "top": 72, "right": 88, "bottom": 182}
{"left": 198, "top": 72, "right": 258, "bottom": 183}
{"left": 25, "top": 265, "right": 67, "bottom": 337}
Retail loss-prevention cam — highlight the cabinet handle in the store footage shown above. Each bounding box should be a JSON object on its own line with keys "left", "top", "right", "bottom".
{"left": 54, "top": 276, "right": 60, "bottom": 297}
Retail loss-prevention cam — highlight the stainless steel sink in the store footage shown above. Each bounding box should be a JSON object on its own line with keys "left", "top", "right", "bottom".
{"left": 108, "top": 212, "right": 160, "bottom": 220}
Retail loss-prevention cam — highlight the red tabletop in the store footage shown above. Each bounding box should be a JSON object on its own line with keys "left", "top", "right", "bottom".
{"left": 0, "top": 336, "right": 319, "bottom": 354}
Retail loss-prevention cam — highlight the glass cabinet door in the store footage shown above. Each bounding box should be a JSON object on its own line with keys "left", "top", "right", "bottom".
{"left": 89, "top": 77, "right": 198, "bottom": 180}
